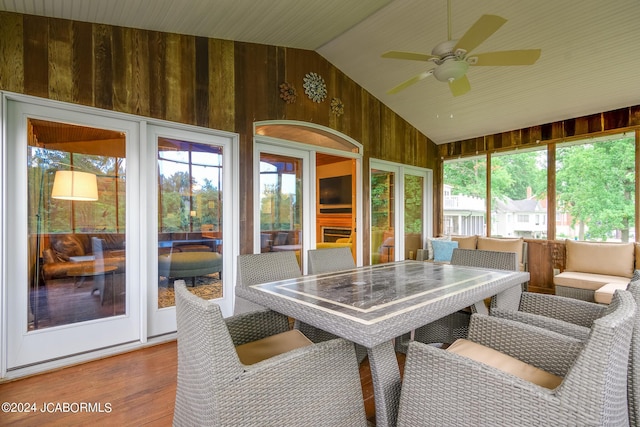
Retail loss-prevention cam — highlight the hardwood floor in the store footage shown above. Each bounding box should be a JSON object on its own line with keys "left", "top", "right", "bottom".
{"left": 0, "top": 341, "right": 405, "bottom": 426}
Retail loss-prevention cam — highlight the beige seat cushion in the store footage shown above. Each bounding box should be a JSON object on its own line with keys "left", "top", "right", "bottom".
{"left": 565, "top": 239, "right": 635, "bottom": 278}
{"left": 447, "top": 338, "right": 563, "bottom": 389}
{"left": 477, "top": 237, "right": 524, "bottom": 271}
{"left": 595, "top": 282, "right": 628, "bottom": 304}
{"left": 554, "top": 271, "right": 629, "bottom": 291}
{"left": 235, "top": 329, "right": 313, "bottom": 365}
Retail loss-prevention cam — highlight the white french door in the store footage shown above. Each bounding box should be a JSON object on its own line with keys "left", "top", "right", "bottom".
{"left": 254, "top": 143, "right": 312, "bottom": 272}
{"left": 5, "top": 99, "right": 141, "bottom": 369}
{"left": 146, "top": 124, "right": 237, "bottom": 336}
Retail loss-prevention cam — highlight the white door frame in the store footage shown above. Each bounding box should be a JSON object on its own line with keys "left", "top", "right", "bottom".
{"left": 4, "top": 96, "right": 142, "bottom": 370}
{"left": 146, "top": 124, "right": 238, "bottom": 336}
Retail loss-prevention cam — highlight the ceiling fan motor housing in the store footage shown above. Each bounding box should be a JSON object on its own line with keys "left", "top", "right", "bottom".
{"left": 433, "top": 59, "right": 469, "bottom": 82}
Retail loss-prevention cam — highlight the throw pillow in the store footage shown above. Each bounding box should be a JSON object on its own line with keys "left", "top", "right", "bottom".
{"left": 432, "top": 240, "right": 459, "bottom": 262}
{"left": 426, "top": 236, "right": 451, "bottom": 260}
{"left": 51, "top": 234, "right": 85, "bottom": 261}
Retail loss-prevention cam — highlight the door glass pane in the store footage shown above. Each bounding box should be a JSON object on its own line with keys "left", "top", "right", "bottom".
{"left": 404, "top": 174, "right": 424, "bottom": 259}
{"left": 371, "top": 169, "right": 395, "bottom": 264}
{"left": 27, "top": 119, "right": 126, "bottom": 330}
{"left": 443, "top": 158, "right": 486, "bottom": 236}
{"left": 157, "top": 139, "right": 224, "bottom": 308}
{"left": 556, "top": 133, "right": 635, "bottom": 242}
{"left": 259, "top": 154, "right": 303, "bottom": 267}
{"left": 490, "top": 149, "right": 547, "bottom": 239}
{"left": 316, "top": 154, "right": 355, "bottom": 262}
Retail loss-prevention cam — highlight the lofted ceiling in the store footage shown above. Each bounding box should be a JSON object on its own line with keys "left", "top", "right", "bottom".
{"left": 3, "top": 0, "right": 640, "bottom": 145}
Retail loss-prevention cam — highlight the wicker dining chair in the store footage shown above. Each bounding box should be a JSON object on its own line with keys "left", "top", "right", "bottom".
{"left": 235, "top": 251, "right": 303, "bottom": 314}
{"left": 396, "top": 290, "right": 637, "bottom": 427}
{"left": 306, "top": 247, "right": 368, "bottom": 363}
{"left": 173, "top": 280, "right": 367, "bottom": 426}
{"left": 307, "top": 247, "right": 355, "bottom": 275}
{"left": 492, "top": 277, "right": 640, "bottom": 426}
{"left": 396, "top": 249, "right": 520, "bottom": 351}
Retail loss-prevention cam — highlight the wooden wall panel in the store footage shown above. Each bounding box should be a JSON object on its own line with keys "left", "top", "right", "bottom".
{"left": 0, "top": 13, "right": 24, "bottom": 92}
{"left": 441, "top": 105, "right": 640, "bottom": 160}
{"left": 148, "top": 31, "right": 167, "bottom": 120}
{"left": 48, "top": 19, "right": 73, "bottom": 103}
{"left": 72, "top": 21, "right": 94, "bottom": 107}
{"left": 23, "top": 15, "right": 48, "bottom": 98}
{"left": 207, "top": 38, "right": 235, "bottom": 132}
{"left": 93, "top": 24, "right": 113, "bottom": 111}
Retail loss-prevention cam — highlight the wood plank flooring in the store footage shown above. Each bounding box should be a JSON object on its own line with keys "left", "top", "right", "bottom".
{"left": 0, "top": 341, "right": 405, "bottom": 426}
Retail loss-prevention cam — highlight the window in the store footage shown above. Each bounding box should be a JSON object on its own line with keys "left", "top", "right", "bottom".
{"left": 443, "top": 158, "right": 486, "bottom": 236}
{"left": 556, "top": 133, "right": 635, "bottom": 242}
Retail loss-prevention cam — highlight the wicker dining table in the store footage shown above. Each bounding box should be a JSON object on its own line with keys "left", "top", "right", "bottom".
{"left": 235, "top": 260, "right": 530, "bottom": 427}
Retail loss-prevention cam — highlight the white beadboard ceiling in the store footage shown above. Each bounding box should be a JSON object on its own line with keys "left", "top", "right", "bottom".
{"left": 2, "top": 0, "right": 640, "bottom": 145}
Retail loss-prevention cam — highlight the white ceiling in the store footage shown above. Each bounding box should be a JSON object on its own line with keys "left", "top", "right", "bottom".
{"left": 3, "top": 0, "right": 640, "bottom": 145}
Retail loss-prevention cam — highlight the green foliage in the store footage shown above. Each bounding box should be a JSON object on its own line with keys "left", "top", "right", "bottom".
{"left": 557, "top": 136, "right": 635, "bottom": 241}
{"left": 404, "top": 175, "right": 423, "bottom": 233}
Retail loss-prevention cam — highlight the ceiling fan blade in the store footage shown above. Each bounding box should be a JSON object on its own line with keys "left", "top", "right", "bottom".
{"left": 387, "top": 70, "right": 434, "bottom": 94}
{"left": 449, "top": 74, "right": 471, "bottom": 97}
{"left": 381, "top": 51, "right": 438, "bottom": 62}
{"left": 453, "top": 14, "right": 507, "bottom": 54}
{"left": 469, "top": 49, "right": 541, "bottom": 66}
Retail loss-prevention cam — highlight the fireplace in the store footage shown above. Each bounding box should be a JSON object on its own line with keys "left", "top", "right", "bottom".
{"left": 321, "top": 227, "right": 352, "bottom": 243}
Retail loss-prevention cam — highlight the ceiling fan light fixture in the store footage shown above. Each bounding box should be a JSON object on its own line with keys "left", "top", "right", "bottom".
{"left": 433, "top": 60, "right": 468, "bottom": 82}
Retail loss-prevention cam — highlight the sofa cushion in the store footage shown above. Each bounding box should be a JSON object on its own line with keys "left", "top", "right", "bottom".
{"left": 451, "top": 235, "right": 477, "bottom": 250}
{"left": 477, "top": 237, "right": 524, "bottom": 270}
{"left": 432, "top": 240, "right": 458, "bottom": 262}
{"left": 553, "top": 271, "right": 630, "bottom": 291}
{"left": 565, "top": 240, "right": 635, "bottom": 278}
{"left": 594, "top": 283, "right": 629, "bottom": 304}
{"left": 425, "top": 236, "right": 450, "bottom": 260}
{"left": 447, "top": 338, "right": 562, "bottom": 389}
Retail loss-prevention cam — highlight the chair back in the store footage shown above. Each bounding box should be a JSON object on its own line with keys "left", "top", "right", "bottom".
{"left": 451, "top": 248, "right": 518, "bottom": 271}
{"left": 173, "top": 280, "right": 243, "bottom": 425}
{"left": 626, "top": 279, "right": 640, "bottom": 426}
{"left": 235, "top": 252, "right": 301, "bottom": 314}
{"left": 307, "top": 247, "right": 355, "bottom": 274}
{"left": 451, "top": 249, "right": 520, "bottom": 313}
{"left": 561, "top": 290, "right": 636, "bottom": 425}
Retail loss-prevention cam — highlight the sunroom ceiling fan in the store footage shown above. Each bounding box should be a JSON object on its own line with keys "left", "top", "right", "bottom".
{"left": 382, "top": 0, "right": 541, "bottom": 97}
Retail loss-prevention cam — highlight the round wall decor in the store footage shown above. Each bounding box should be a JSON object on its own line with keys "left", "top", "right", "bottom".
{"left": 303, "top": 72, "right": 327, "bottom": 103}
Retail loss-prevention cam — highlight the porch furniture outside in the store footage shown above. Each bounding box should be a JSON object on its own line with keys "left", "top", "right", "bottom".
{"left": 236, "top": 260, "right": 529, "bottom": 427}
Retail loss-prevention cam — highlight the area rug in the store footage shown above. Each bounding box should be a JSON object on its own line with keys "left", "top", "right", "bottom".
{"left": 158, "top": 276, "right": 223, "bottom": 308}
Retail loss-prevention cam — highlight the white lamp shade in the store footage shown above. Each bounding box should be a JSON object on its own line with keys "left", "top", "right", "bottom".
{"left": 51, "top": 170, "right": 99, "bottom": 201}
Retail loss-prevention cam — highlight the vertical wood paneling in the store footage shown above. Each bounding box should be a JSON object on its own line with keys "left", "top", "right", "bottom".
{"left": 23, "top": 15, "right": 49, "bottom": 98}
{"left": 148, "top": 31, "right": 167, "bottom": 119}
{"left": 93, "top": 24, "right": 113, "bottom": 110}
{"left": 0, "top": 13, "right": 24, "bottom": 92}
{"left": 131, "top": 28, "right": 150, "bottom": 117}
{"left": 72, "top": 21, "right": 94, "bottom": 106}
{"left": 112, "top": 26, "right": 134, "bottom": 114}
{"left": 208, "top": 38, "right": 235, "bottom": 132}
{"left": 164, "top": 33, "right": 183, "bottom": 122}
{"left": 194, "top": 36, "right": 209, "bottom": 128}
{"left": 48, "top": 19, "right": 72, "bottom": 102}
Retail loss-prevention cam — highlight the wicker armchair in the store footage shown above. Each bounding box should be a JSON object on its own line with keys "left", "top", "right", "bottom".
{"left": 493, "top": 279, "right": 640, "bottom": 426}
{"left": 173, "top": 280, "right": 367, "bottom": 426}
{"left": 397, "top": 249, "right": 519, "bottom": 351}
{"left": 307, "top": 247, "right": 355, "bottom": 274}
{"left": 235, "top": 251, "right": 302, "bottom": 314}
{"left": 396, "top": 290, "right": 636, "bottom": 427}
{"left": 306, "top": 247, "right": 368, "bottom": 363}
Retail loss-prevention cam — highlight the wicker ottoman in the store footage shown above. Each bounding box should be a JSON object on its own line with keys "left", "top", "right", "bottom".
{"left": 158, "top": 251, "right": 222, "bottom": 285}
